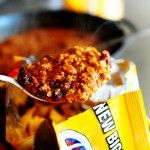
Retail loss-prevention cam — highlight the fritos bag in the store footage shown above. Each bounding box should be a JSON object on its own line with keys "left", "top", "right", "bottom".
{"left": 55, "top": 90, "right": 150, "bottom": 150}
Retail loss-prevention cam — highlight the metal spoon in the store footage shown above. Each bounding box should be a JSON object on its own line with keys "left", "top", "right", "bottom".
{"left": 0, "top": 75, "right": 64, "bottom": 103}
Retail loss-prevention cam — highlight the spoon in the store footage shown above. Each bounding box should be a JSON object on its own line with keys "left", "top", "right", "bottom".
{"left": 0, "top": 75, "right": 64, "bottom": 103}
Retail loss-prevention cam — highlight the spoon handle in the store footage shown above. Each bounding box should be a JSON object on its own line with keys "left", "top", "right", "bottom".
{"left": 0, "top": 75, "right": 23, "bottom": 89}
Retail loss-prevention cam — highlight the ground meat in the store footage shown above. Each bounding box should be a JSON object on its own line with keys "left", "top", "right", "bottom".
{"left": 0, "top": 28, "right": 96, "bottom": 74}
{"left": 17, "top": 46, "right": 111, "bottom": 103}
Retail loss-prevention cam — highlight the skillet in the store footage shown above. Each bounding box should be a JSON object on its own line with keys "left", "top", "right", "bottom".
{"left": 0, "top": 10, "right": 128, "bottom": 54}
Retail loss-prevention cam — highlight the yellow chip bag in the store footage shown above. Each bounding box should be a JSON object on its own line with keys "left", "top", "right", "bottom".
{"left": 55, "top": 90, "right": 150, "bottom": 150}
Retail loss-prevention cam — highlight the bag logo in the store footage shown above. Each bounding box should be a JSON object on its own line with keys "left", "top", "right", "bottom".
{"left": 58, "top": 130, "right": 93, "bottom": 150}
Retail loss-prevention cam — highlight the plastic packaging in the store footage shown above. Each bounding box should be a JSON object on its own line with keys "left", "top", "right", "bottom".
{"left": 55, "top": 90, "right": 150, "bottom": 150}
